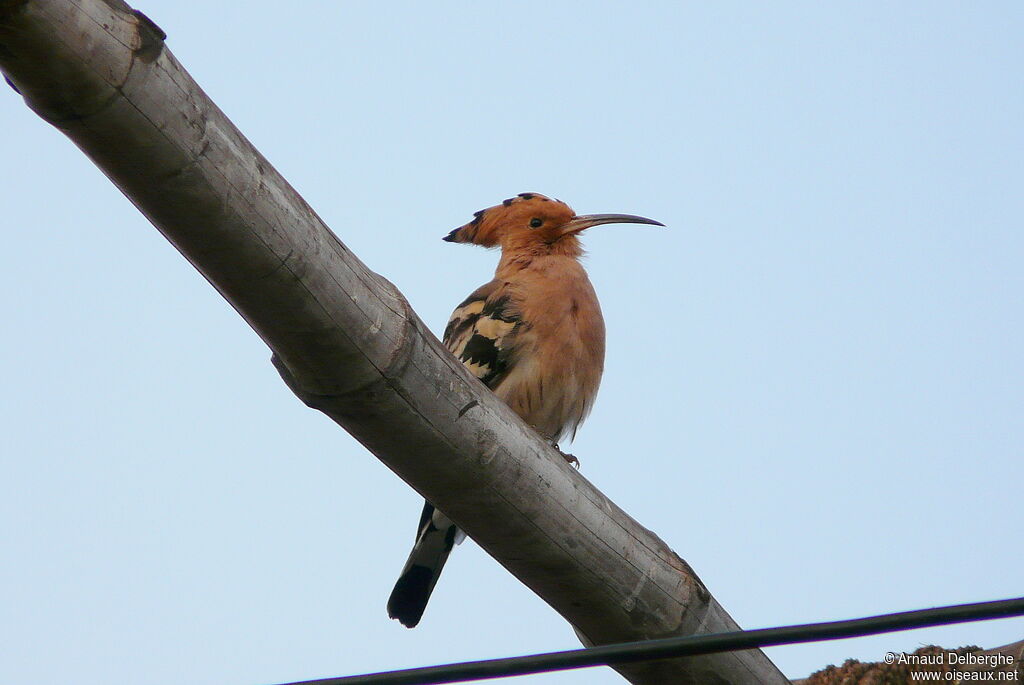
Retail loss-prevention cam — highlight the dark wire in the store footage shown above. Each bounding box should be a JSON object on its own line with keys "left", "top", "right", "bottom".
{"left": 277, "top": 596, "right": 1024, "bottom": 685}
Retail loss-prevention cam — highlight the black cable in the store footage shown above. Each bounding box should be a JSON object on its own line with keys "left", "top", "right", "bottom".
{"left": 277, "top": 596, "right": 1024, "bottom": 685}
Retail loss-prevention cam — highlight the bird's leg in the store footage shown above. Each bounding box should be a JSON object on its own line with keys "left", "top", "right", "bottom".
{"left": 535, "top": 429, "right": 581, "bottom": 468}
{"left": 552, "top": 442, "right": 580, "bottom": 469}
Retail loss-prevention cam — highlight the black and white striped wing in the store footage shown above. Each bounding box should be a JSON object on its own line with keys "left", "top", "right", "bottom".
{"left": 443, "top": 287, "right": 521, "bottom": 390}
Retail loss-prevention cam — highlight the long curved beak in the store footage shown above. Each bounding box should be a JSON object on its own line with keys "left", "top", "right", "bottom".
{"left": 559, "top": 213, "right": 665, "bottom": 237}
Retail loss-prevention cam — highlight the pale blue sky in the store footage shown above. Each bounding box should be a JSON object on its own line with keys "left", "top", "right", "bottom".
{"left": 2, "top": 2, "right": 1022, "bottom": 684}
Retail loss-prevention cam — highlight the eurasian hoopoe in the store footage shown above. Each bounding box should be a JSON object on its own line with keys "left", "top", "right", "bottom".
{"left": 387, "top": 193, "right": 663, "bottom": 628}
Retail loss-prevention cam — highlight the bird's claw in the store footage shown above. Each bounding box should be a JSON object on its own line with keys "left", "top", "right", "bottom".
{"left": 554, "top": 445, "right": 580, "bottom": 469}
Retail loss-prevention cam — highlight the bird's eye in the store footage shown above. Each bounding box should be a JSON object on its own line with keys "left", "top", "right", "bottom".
{"left": 529, "top": 218, "right": 543, "bottom": 228}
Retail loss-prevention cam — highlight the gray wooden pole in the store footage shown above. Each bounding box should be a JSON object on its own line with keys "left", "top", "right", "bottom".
{"left": 0, "top": 1, "right": 787, "bottom": 682}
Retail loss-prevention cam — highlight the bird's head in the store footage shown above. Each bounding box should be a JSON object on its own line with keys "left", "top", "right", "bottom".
{"left": 443, "top": 193, "right": 663, "bottom": 256}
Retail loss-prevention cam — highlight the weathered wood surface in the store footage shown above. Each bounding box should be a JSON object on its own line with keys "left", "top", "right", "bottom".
{"left": 0, "top": 1, "right": 787, "bottom": 682}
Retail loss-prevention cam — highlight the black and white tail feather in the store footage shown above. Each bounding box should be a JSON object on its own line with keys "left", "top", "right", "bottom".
{"left": 387, "top": 283, "right": 517, "bottom": 628}
{"left": 386, "top": 502, "right": 466, "bottom": 628}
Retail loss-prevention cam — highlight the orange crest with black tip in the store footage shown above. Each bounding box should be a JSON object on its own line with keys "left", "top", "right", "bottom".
{"left": 443, "top": 193, "right": 575, "bottom": 247}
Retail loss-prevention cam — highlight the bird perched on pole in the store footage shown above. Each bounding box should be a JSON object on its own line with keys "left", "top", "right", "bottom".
{"left": 387, "top": 192, "right": 663, "bottom": 628}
